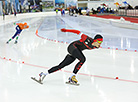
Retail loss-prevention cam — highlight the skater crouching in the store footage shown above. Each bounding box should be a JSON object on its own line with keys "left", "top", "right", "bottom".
{"left": 6, "top": 22, "right": 29, "bottom": 44}
{"left": 37, "top": 28, "right": 103, "bottom": 84}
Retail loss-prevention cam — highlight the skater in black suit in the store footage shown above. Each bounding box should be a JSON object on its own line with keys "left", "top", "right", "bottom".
{"left": 38, "top": 28, "right": 103, "bottom": 84}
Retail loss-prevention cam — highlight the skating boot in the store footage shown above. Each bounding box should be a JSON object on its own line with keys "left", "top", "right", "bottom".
{"left": 69, "top": 75, "right": 78, "bottom": 83}
{"left": 39, "top": 72, "right": 46, "bottom": 82}
{"left": 31, "top": 72, "right": 46, "bottom": 84}
{"left": 6, "top": 41, "right": 9, "bottom": 44}
{"left": 66, "top": 75, "right": 79, "bottom": 86}
{"left": 14, "top": 40, "right": 17, "bottom": 44}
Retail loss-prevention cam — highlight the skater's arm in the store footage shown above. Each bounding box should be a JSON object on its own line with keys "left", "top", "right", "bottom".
{"left": 23, "top": 25, "right": 29, "bottom": 29}
{"left": 61, "top": 28, "right": 88, "bottom": 42}
{"left": 61, "top": 28, "right": 81, "bottom": 35}
{"left": 16, "top": 26, "right": 21, "bottom": 30}
{"left": 80, "top": 34, "right": 88, "bottom": 42}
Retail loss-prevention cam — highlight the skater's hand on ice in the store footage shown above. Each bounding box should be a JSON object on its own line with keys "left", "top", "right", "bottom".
{"left": 61, "top": 28, "right": 66, "bottom": 32}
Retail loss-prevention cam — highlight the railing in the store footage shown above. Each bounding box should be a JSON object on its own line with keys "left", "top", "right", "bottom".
{"left": 117, "top": 9, "right": 138, "bottom": 17}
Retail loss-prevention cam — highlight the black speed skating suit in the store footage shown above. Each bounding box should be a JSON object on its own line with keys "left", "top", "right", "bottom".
{"left": 48, "top": 32, "right": 98, "bottom": 74}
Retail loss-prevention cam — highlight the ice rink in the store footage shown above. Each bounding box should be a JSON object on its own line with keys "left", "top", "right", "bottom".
{"left": 0, "top": 12, "right": 138, "bottom": 102}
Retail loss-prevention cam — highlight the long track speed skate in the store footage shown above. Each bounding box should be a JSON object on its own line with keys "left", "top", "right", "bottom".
{"left": 66, "top": 75, "right": 80, "bottom": 86}
{"left": 31, "top": 77, "right": 43, "bottom": 84}
{"left": 66, "top": 81, "right": 80, "bottom": 86}
{"left": 31, "top": 72, "right": 46, "bottom": 85}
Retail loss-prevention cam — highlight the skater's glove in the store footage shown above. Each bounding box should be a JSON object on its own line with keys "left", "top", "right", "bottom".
{"left": 61, "top": 28, "right": 66, "bottom": 32}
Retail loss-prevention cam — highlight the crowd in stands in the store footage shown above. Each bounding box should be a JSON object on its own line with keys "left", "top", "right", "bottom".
{"left": 91, "top": 7, "right": 115, "bottom": 15}
{"left": 67, "top": 6, "right": 115, "bottom": 16}
{"left": 68, "top": 7, "right": 83, "bottom": 16}
{"left": 67, "top": 4, "right": 138, "bottom": 17}
{"left": 119, "top": 4, "right": 138, "bottom": 10}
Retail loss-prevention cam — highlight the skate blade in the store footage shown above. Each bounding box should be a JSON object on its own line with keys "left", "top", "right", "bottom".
{"left": 66, "top": 81, "right": 80, "bottom": 86}
{"left": 31, "top": 77, "right": 43, "bottom": 84}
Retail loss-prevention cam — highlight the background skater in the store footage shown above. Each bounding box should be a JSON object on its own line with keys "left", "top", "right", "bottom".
{"left": 6, "top": 22, "right": 29, "bottom": 44}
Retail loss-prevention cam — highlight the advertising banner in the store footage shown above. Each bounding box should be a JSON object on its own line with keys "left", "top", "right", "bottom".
{"left": 42, "top": 0, "right": 54, "bottom": 11}
{"left": 66, "top": 0, "right": 77, "bottom": 8}
{"left": 30, "top": 0, "right": 41, "bottom": 12}
{"left": 55, "top": 0, "right": 64, "bottom": 9}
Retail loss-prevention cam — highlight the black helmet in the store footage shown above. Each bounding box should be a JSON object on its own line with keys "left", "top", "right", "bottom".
{"left": 94, "top": 34, "right": 103, "bottom": 40}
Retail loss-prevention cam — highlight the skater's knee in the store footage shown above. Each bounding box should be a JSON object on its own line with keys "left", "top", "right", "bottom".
{"left": 80, "top": 57, "right": 86, "bottom": 63}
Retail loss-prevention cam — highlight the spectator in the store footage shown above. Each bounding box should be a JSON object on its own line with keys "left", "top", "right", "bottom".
{"left": 86, "top": 7, "right": 90, "bottom": 16}
{"left": 78, "top": 8, "right": 82, "bottom": 15}
{"left": 134, "top": 6, "right": 138, "bottom": 9}
{"left": 127, "top": 4, "right": 133, "bottom": 9}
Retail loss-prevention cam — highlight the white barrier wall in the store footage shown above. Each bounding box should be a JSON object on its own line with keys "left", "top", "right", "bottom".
{"left": 1, "top": 12, "right": 138, "bottom": 30}
{"left": 81, "top": 15, "right": 138, "bottom": 30}
{"left": 0, "top": 12, "right": 56, "bottom": 25}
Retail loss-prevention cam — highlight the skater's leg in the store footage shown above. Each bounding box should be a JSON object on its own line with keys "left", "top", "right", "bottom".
{"left": 68, "top": 49, "right": 85, "bottom": 83}
{"left": 38, "top": 54, "right": 76, "bottom": 81}
{"left": 6, "top": 26, "right": 22, "bottom": 44}
{"left": 72, "top": 49, "right": 86, "bottom": 74}
{"left": 6, "top": 38, "right": 12, "bottom": 44}
{"left": 14, "top": 34, "right": 19, "bottom": 44}
{"left": 6, "top": 32, "right": 18, "bottom": 43}
{"left": 16, "top": 35, "right": 19, "bottom": 40}
{"left": 48, "top": 54, "right": 76, "bottom": 74}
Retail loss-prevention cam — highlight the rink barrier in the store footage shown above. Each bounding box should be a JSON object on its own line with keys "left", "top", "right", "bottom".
{"left": 0, "top": 12, "right": 57, "bottom": 26}
{"left": 83, "top": 15, "right": 138, "bottom": 30}
{"left": 1, "top": 56, "right": 138, "bottom": 84}
{"left": 1, "top": 12, "right": 138, "bottom": 30}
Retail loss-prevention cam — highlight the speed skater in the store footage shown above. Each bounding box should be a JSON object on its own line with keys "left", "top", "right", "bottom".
{"left": 37, "top": 28, "right": 103, "bottom": 84}
{"left": 6, "top": 22, "right": 29, "bottom": 44}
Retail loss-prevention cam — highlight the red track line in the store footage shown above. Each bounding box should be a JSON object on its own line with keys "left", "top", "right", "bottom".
{"left": 118, "top": 79, "right": 138, "bottom": 83}
{"left": 58, "top": 70, "right": 138, "bottom": 83}
{"left": 23, "top": 62, "right": 49, "bottom": 69}
{"left": 1, "top": 56, "right": 138, "bottom": 84}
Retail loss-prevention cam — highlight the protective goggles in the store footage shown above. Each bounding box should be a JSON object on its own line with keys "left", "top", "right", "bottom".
{"left": 96, "top": 38, "right": 103, "bottom": 44}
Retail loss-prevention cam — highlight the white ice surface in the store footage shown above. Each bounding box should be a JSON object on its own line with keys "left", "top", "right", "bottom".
{"left": 0, "top": 13, "right": 138, "bottom": 102}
